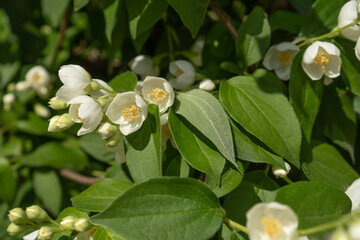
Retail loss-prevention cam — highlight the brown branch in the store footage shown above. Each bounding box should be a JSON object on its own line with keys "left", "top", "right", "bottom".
{"left": 208, "top": 1, "right": 237, "bottom": 38}
{"left": 59, "top": 169, "right": 102, "bottom": 186}
{"left": 51, "top": 11, "right": 70, "bottom": 68}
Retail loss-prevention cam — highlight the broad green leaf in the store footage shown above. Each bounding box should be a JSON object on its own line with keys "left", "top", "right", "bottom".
{"left": 252, "top": 69, "right": 287, "bottom": 96}
{"left": 33, "top": 170, "right": 62, "bottom": 216}
{"left": 220, "top": 76, "right": 301, "bottom": 168}
{"left": 300, "top": 0, "right": 347, "bottom": 38}
{"left": 163, "top": 155, "right": 190, "bottom": 178}
{"left": 220, "top": 224, "right": 245, "bottom": 240}
{"left": 236, "top": 7, "right": 271, "bottom": 68}
{"left": 41, "top": 0, "right": 71, "bottom": 27}
{"left": 0, "top": 9, "right": 12, "bottom": 42}
{"left": 302, "top": 143, "right": 359, "bottom": 191}
{"left": 22, "top": 139, "right": 88, "bottom": 170}
{"left": 175, "top": 89, "right": 236, "bottom": 168}
{"left": 125, "top": 0, "right": 168, "bottom": 39}
{"left": 78, "top": 131, "right": 114, "bottom": 162}
{"left": 289, "top": 0, "right": 313, "bottom": 15}
{"left": 126, "top": 104, "right": 161, "bottom": 182}
{"left": 104, "top": 163, "right": 133, "bottom": 183}
{"left": 74, "top": 0, "right": 89, "bottom": 11}
{"left": 103, "top": 0, "right": 122, "bottom": 43}
{"left": 92, "top": 178, "right": 223, "bottom": 240}
{"left": 71, "top": 178, "right": 133, "bottom": 212}
{"left": 94, "top": 228, "right": 126, "bottom": 240}
{"left": 167, "top": 0, "right": 209, "bottom": 38}
{"left": 108, "top": 71, "right": 137, "bottom": 93}
{"left": 275, "top": 181, "right": 351, "bottom": 233}
{"left": 0, "top": 158, "right": 16, "bottom": 202}
{"left": 289, "top": 49, "right": 323, "bottom": 142}
{"left": 168, "top": 109, "right": 226, "bottom": 183}
{"left": 270, "top": 11, "right": 304, "bottom": 34}
{"left": 132, "top": 26, "right": 153, "bottom": 52}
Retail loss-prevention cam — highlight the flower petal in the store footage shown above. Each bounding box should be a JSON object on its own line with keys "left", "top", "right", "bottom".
{"left": 58, "top": 65, "right": 91, "bottom": 87}
{"left": 274, "top": 65, "right": 291, "bottom": 81}
{"left": 346, "top": 178, "right": 360, "bottom": 211}
{"left": 263, "top": 45, "right": 279, "bottom": 70}
{"left": 325, "top": 56, "right": 341, "bottom": 78}
{"left": 302, "top": 42, "right": 321, "bottom": 64}
{"left": 301, "top": 62, "right": 324, "bottom": 80}
{"left": 319, "top": 42, "right": 340, "bottom": 56}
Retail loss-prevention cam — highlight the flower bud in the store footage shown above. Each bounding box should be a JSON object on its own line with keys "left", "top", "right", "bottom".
{"left": 199, "top": 79, "right": 216, "bottom": 92}
{"left": 106, "top": 134, "right": 123, "bottom": 147}
{"left": 25, "top": 205, "right": 49, "bottom": 222}
{"left": 60, "top": 216, "right": 77, "bottom": 228}
{"left": 48, "top": 113, "right": 74, "bottom": 132}
{"left": 15, "top": 81, "right": 30, "bottom": 92}
{"left": 3, "top": 93, "right": 15, "bottom": 105}
{"left": 8, "top": 208, "right": 28, "bottom": 225}
{"left": 49, "top": 97, "right": 67, "bottom": 110}
{"left": 37, "top": 86, "right": 50, "bottom": 99}
{"left": 38, "top": 226, "right": 55, "bottom": 240}
{"left": 74, "top": 218, "right": 93, "bottom": 232}
{"left": 272, "top": 162, "right": 291, "bottom": 178}
{"left": 348, "top": 220, "right": 360, "bottom": 240}
{"left": 330, "top": 228, "right": 351, "bottom": 240}
{"left": 7, "top": 223, "right": 26, "bottom": 236}
{"left": 34, "top": 103, "right": 51, "bottom": 118}
{"left": 98, "top": 122, "right": 118, "bottom": 139}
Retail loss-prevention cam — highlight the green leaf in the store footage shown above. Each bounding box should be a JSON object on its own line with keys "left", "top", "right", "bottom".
{"left": 126, "top": 104, "right": 161, "bottom": 182}
{"left": 132, "top": 27, "right": 153, "bottom": 52}
{"left": 289, "top": 0, "right": 313, "bottom": 15}
{"left": 236, "top": 6, "right": 271, "bottom": 67}
{"left": 289, "top": 49, "right": 323, "bottom": 142}
{"left": 163, "top": 155, "right": 190, "bottom": 178}
{"left": 94, "top": 228, "right": 126, "bottom": 240}
{"left": 125, "top": 0, "right": 168, "bottom": 39}
{"left": 33, "top": 170, "right": 62, "bottom": 216}
{"left": 78, "top": 131, "right": 114, "bottom": 162}
{"left": 108, "top": 71, "right": 137, "bottom": 93}
{"left": 275, "top": 181, "right": 351, "bottom": 232}
{"left": 167, "top": 0, "right": 209, "bottom": 38}
{"left": 302, "top": 143, "right": 359, "bottom": 191}
{"left": 0, "top": 158, "right": 16, "bottom": 202}
{"left": 270, "top": 11, "right": 304, "bottom": 34}
{"left": 220, "top": 76, "right": 301, "bottom": 168}
{"left": 74, "top": 0, "right": 89, "bottom": 11}
{"left": 41, "top": 0, "right": 71, "bottom": 27}
{"left": 92, "top": 178, "right": 223, "bottom": 240}
{"left": 175, "top": 89, "right": 236, "bottom": 168}
{"left": 300, "top": 0, "right": 347, "bottom": 38}
{"left": 103, "top": 0, "right": 122, "bottom": 43}
{"left": 71, "top": 178, "right": 133, "bottom": 212}
{"left": 168, "top": 109, "right": 226, "bottom": 183}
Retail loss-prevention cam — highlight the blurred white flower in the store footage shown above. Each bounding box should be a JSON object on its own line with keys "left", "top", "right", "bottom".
{"left": 106, "top": 135, "right": 126, "bottom": 164}
{"left": 25, "top": 66, "right": 50, "bottom": 90}
{"left": 190, "top": 37, "right": 205, "bottom": 66}
{"left": 302, "top": 41, "right": 341, "bottom": 80}
{"left": 129, "top": 55, "right": 160, "bottom": 79}
{"left": 356, "top": 37, "right": 360, "bottom": 61}
{"left": 272, "top": 162, "right": 291, "bottom": 178}
{"left": 199, "top": 79, "right": 216, "bottom": 92}
{"left": 330, "top": 228, "right": 351, "bottom": 240}
{"left": 263, "top": 42, "right": 300, "bottom": 81}
{"left": 106, "top": 92, "right": 148, "bottom": 136}
{"left": 23, "top": 230, "right": 39, "bottom": 240}
{"left": 142, "top": 76, "right": 174, "bottom": 114}
{"left": 169, "top": 60, "right": 196, "bottom": 90}
{"left": 246, "top": 202, "right": 298, "bottom": 240}
{"left": 56, "top": 65, "right": 91, "bottom": 102}
{"left": 3, "top": 93, "right": 15, "bottom": 106}
{"left": 338, "top": 0, "right": 360, "bottom": 42}
{"left": 48, "top": 113, "right": 74, "bottom": 132}
{"left": 349, "top": 221, "right": 360, "bottom": 240}
{"left": 15, "top": 81, "right": 30, "bottom": 92}
{"left": 68, "top": 96, "right": 103, "bottom": 136}
{"left": 135, "top": 81, "right": 143, "bottom": 92}
{"left": 34, "top": 103, "right": 51, "bottom": 118}
{"left": 345, "top": 178, "right": 360, "bottom": 211}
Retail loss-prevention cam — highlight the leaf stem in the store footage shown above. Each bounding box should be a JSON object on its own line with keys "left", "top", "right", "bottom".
{"left": 223, "top": 218, "right": 248, "bottom": 234}
{"left": 283, "top": 176, "right": 293, "bottom": 184}
{"left": 208, "top": 1, "right": 237, "bottom": 38}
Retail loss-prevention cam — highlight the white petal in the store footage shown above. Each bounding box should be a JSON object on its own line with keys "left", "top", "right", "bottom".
{"left": 130, "top": 55, "right": 154, "bottom": 75}
{"left": 68, "top": 95, "right": 93, "bottom": 105}
{"left": 56, "top": 85, "right": 86, "bottom": 103}
{"left": 176, "top": 60, "right": 196, "bottom": 75}
{"left": 302, "top": 42, "right": 321, "bottom": 64}
{"left": 301, "top": 62, "right": 324, "bottom": 80}
{"left": 338, "top": 1, "right": 358, "bottom": 24}
{"left": 23, "top": 230, "right": 39, "bottom": 240}
{"left": 274, "top": 66, "right": 291, "bottom": 81}
{"left": 346, "top": 178, "right": 360, "bottom": 211}
{"left": 355, "top": 37, "right": 360, "bottom": 61}
{"left": 276, "top": 42, "right": 300, "bottom": 52}
{"left": 263, "top": 45, "right": 280, "bottom": 70}
{"left": 160, "top": 113, "right": 168, "bottom": 125}
{"left": 318, "top": 42, "right": 340, "bottom": 56}
{"left": 173, "top": 73, "right": 195, "bottom": 90}
{"left": 324, "top": 56, "right": 341, "bottom": 78}
{"left": 119, "top": 119, "right": 142, "bottom": 136}
{"left": 58, "top": 65, "right": 90, "bottom": 87}
{"left": 68, "top": 104, "right": 82, "bottom": 123}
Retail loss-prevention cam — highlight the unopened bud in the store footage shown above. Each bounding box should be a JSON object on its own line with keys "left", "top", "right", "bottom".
{"left": 349, "top": 220, "right": 360, "bottom": 240}
{"left": 15, "top": 81, "right": 30, "bottom": 92}
{"left": 37, "top": 86, "right": 50, "bottom": 98}
{"left": 3, "top": 93, "right": 15, "bottom": 105}
{"left": 48, "top": 113, "right": 74, "bottom": 132}
{"left": 330, "top": 228, "right": 351, "bottom": 240}
{"left": 49, "top": 97, "right": 67, "bottom": 110}
{"left": 34, "top": 103, "right": 50, "bottom": 118}
{"left": 60, "top": 216, "right": 76, "bottom": 228}
{"left": 272, "top": 162, "right": 291, "bottom": 178}
{"left": 98, "top": 122, "right": 118, "bottom": 139}
{"left": 8, "top": 208, "right": 28, "bottom": 225}
{"left": 25, "top": 205, "right": 49, "bottom": 222}
{"left": 84, "top": 81, "right": 102, "bottom": 93}
{"left": 7, "top": 223, "right": 26, "bottom": 236}
{"left": 74, "top": 218, "right": 93, "bottom": 232}
{"left": 199, "top": 79, "right": 216, "bottom": 92}
{"left": 106, "top": 134, "right": 122, "bottom": 147}
{"left": 38, "top": 226, "right": 55, "bottom": 240}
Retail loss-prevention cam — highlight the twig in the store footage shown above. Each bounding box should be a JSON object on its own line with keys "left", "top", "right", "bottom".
{"left": 59, "top": 169, "right": 102, "bottom": 186}
{"left": 208, "top": 1, "right": 237, "bottom": 38}
{"left": 51, "top": 11, "right": 70, "bottom": 68}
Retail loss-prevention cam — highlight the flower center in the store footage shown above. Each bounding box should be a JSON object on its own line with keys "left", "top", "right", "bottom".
{"left": 148, "top": 88, "right": 168, "bottom": 103}
{"left": 33, "top": 73, "right": 41, "bottom": 83}
{"left": 314, "top": 51, "right": 331, "bottom": 72}
{"left": 176, "top": 68, "right": 184, "bottom": 78}
{"left": 76, "top": 109, "right": 85, "bottom": 123}
{"left": 277, "top": 51, "right": 293, "bottom": 67}
{"left": 261, "top": 216, "right": 283, "bottom": 239}
{"left": 122, "top": 105, "right": 140, "bottom": 122}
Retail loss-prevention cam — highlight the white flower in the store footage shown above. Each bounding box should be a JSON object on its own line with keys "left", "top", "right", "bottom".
{"left": 106, "top": 136, "right": 126, "bottom": 164}
{"left": 106, "top": 92, "right": 148, "bottom": 135}
{"left": 142, "top": 76, "right": 174, "bottom": 114}
{"left": 129, "top": 55, "right": 160, "bottom": 79}
{"left": 338, "top": 0, "right": 360, "bottom": 42}
{"left": 302, "top": 41, "right": 342, "bottom": 80}
{"left": 169, "top": 60, "right": 196, "bottom": 90}
{"left": 272, "top": 162, "right": 291, "bottom": 178}
{"left": 190, "top": 37, "right": 205, "bottom": 66}
{"left": 48, "top": 113, "right": 74, "bottom": 132}
{"left": 263, "top": 42, "right": 300, "bottom": 81}
{"left": 199, "top": 79, "right": 216, "bottom": 91}
{"left": 15, "top": 81, "right": 30, "bottom": 92}
{"left": 23, "top": 230, "right": 39, "bottom": 240}
{"left": 25, "top": 66, "right": 50, "bottom": 90}
{"left": 56, "top": 65, "right": 91, "bottom": 102}
{"left": 3, "top": 93, "right": 15, "bottom": 105}
{"left": 348, "top": 221, "right": 360, "bottom": 240}
{"left": 135, "top": 81, "right": 143, "bottom": 92}
{"left": 356, "top": 37, "right": 360, "bottom": 61}
{"left": 345, "top": 178, "right": 360, "bottom": 211}
{"left": 246, "top": 202, "right": 298, "bottom": 240}
{"left": 34, "top": 103, "right": 50, "bottom": 118}
{"left": 68, "top": 96, "right": 103, "bottom": 136}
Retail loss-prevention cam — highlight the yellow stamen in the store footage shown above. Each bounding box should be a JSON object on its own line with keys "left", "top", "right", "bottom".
{"left": 33, "top": 73, "right": 41, "bottom": 83}
{"left": 277, "top": 51, "right": 293, "bottom": 67}
{"left": 261, "top": 216, "right": 283, "bottom": 239}
{"left": 122, "top": 105, "right": 140, "bottom": 122}
{"left": 148, "top": 88, "right": 168, "bottom": 103}
{"left": 76, "top": 109, "right": 84, "bottom": 123}
{"left": 314, "top": 51, "right": 332, "bottom": 72}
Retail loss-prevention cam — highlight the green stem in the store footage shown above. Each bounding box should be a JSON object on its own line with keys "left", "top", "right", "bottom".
{"left": 264, "top": 164, "right": 270, "bottom": 177}
{"left": 49, "top": 218, "right": 63, "bottom": 228}
{"left": 224, "top": 218, "right": 248, "bottom": 234}
{"left": 98, "top": 93, "right": 116, "bottom": 99}
{"left": 283, "top": 176, "right": 293, "bottom": 184}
